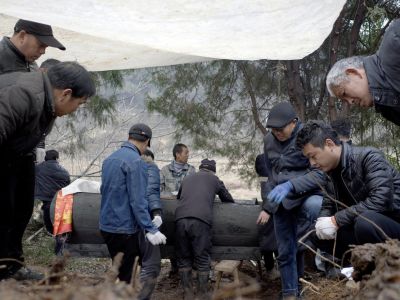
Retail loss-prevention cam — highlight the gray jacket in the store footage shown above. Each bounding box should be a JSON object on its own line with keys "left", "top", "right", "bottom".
{"left": 363, "top": 18, "right": 400, "bottom": 125}
{"left": 160, "top": 160, "right": 195, "bottom": 193}
{"left": 0, "top": 37, "right": 38, "bottom": 74}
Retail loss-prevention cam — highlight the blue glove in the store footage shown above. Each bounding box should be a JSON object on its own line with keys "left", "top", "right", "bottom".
{"left": 267, "top": 181, "right": 293, "bottom": 204}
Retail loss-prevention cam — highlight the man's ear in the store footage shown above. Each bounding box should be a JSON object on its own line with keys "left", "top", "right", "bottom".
{"left": 345, "top": 68, "right": 362, "bottom": 78}
{"left": 62, "top": 89, "right": 72, "bottom": 97}
{"left": 325, "top": 138, "right": 336, "bottom": 149}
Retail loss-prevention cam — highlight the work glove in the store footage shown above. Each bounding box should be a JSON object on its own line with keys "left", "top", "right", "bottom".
{"left": 152, "top": 215, "right": 163, "bottom": 228}
{"left": 267, "top": 181, "right": 293, "bottom": 204}
{"left": 146, "top": 231, "right": 167, "bottom": 245}
{"left": 315, "top": 217, "right": 338, "bottom": 240}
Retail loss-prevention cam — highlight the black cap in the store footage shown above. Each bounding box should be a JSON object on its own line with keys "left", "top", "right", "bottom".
{"left": 266, "top": 102, "right": 297, "bottom": 128}
{"left": 14, "top": 19, "right": 66, "bottom": 51}
{"left": 200, "top": 159, "right": 216, "bottom": 173}
{"left": 129, "top": 123, "right": 152, "bottom": 146}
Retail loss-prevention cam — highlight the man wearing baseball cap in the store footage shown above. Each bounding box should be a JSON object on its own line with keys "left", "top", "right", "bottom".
{"left": 0, "top": 19, "right": 65, "bottom": 74}
{"left": 262, "top": 102, "right": 326, "bottom": 299}
{"left": 100, "top": 123, "right": 166, "bottom": 287}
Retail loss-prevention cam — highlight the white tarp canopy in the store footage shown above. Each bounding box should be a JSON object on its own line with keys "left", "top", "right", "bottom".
{"left": 0, "top": 0, "right": 346, "bottom": 71}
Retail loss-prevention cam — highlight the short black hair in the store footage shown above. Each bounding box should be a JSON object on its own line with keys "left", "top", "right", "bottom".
{"left": 173, "top": 143, "right": 187, "bottom": 159}
{"left": 296, "top": 120, "right": 341, "bottom": 149}
{"left": 330, "top": 118, "right": 351, "bottom": 139}
{"left": 40, "top": 58, "right": 60, "bottom": 70}
{"left": 45, "top": 149, "right": 59, "bottom": 161}
{"left": 47, "top": 61, "right": 96, "bottom": 98}
{"left": 143, "top": 149, "right": 155, "bottom": 160}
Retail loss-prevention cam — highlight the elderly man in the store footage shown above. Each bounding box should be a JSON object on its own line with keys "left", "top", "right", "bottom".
{"left": 296, "top": 121, "right": 400, "bottom": 277}
{"left": 326, "top": 19, "right": 400, "bottom": 125}
{"left": 262, "top": 102, "right": 325, "bottom": 299}
{"left": 0, "top": 19, "right": 65, "bottom": 74}
{"left": 0, "top": 62, "right": 95, "bottom": 280}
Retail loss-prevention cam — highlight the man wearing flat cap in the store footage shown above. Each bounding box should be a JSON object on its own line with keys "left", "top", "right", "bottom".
{"left": 174, "top": 159, "right": 234, "bottom": 299}
{"left": 261, "top": 102, "right": 326, "bottom": 299}
{"left": 0, "top": 19, "right": 65, "bottom": 74}
{"left": 100, "top": 123, "right": 167, "bottom": 289}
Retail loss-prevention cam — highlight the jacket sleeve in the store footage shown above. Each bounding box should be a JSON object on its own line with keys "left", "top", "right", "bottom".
{"left": 217, "top": 180, "right": 234, "bottom": 203}
{"left": 127, "top": 159, "right": 158, "bottom": 233}
{"left": 147, "top": 163, "right": 162, "bottom": 214}
{"left": 290, "top": 168, "right": 327, "bottom": 196}
{"left": 335, "top": 150, "right": 394, "bottom": 227}
{"left": 0, "top": 86, "right": 33, "bottom": 146}
{"left": 319, "top": 179, "right": 337, "bottom": 218}
{"left": 378, "top": 19, "right": 400, "bottom": 94}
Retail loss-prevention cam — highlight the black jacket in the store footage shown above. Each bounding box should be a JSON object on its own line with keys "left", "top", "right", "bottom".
{"left": 175, "top": 169, "right": 234, "bottom": 225}
{"left": 35, "top": 160, "right": 71, "bottom": 201}
{"left": 363, "top": 18, "right": 400, "bottom": 125}
{"left": 321, "top": 142, "right": 400, "bottom": 226}
{"left": 263, "top": 121, "right": 326, "bottom": 212}
{"left": 0, "top": 37, "right": 38, "bottom": 74}
{"left": 0, "top": 71, "right": 55, "bottom": 156}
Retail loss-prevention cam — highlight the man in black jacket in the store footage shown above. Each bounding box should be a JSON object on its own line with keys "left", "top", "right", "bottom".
{"left": 175, "top": 159, "right": 234, "bottom": 300}
{"left": 0, "top": 19, "right": 65, "bottom": 74}
{"left": 326, "top": 19, "right": 400, "bottom": 126}
{"left": 35, "top": 150, "right": 70, "bottom": 234}
{"left": 0, "top": 62, "right": 95, "bottom": 280}
{"left": 296, "top": 121, "right": 400, "bottom": 274}
{"left": 263, "top": 102, "right": 325, "bottom": 299}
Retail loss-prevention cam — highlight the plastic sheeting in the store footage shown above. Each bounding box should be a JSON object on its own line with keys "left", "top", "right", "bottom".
{"left": 0, "top": 0, "right": 346, "bottom": 71}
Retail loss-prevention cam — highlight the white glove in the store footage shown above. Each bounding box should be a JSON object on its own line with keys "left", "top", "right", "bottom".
{"left": 146, "top": 231, "right": 167, "bottom": 245}
{"left": 315, "top": 217, "right": 338, "bottom": 240}
{"left": 152, "top": 215, "right": 163, "bottom": 228}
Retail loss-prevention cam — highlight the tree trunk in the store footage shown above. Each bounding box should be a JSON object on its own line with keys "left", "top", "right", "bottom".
{"left": 285, "top": 60, "right": 306, "bottom": 121}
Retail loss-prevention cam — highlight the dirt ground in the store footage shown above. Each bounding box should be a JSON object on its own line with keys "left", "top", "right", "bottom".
{"left": 1, "top": 226, "right": 396, "bottom": 300}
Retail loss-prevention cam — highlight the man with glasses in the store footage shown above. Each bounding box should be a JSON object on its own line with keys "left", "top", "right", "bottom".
{"left": 262, "top": 102, "right": 326, "bottom": 300}
{"left": 0, "top": 19, "right": 65, "bottom": 74}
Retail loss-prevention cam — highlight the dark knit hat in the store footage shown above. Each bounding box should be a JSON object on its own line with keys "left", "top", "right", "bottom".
{"left": 266, "top": 102, "right": 297, "bottom": 128}
{"left": 14, "top": 19, "right": 66, "bottom": 50}
{"left": 129, "top": 123, "right": 152, "bottom": 146}
{"left": 199, "top": 159, "right": 216, "bottom": 173}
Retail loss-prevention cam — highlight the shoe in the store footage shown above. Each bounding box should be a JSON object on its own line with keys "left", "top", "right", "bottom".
{"left": 137, "top": 277, "right": 157, "bottom": 300}
{"left": 179, "top": 268, "right": 194, "bottom": 300}
{"left": 9, "top": 267, "right": 44, "bottom": 281}
{"left": 196, "top": 271, "right": 209, "bottom": 300}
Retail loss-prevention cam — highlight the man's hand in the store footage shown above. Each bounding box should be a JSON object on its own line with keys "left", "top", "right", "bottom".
{"left": 256, "top": 211, "right": 270, "bottom": 225}
{"left": 146, "top": 231, "right": 167, "bottom": 245}
{"left": 267, "top": 181, "right": 293, "bottom": 204}
{"left": 152, "top": 215, "right": 163, "bottom": 228}
{"left": 315, "top": 216, "right": 338, "bottom": 240}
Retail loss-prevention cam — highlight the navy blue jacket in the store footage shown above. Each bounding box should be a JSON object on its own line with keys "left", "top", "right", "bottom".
{"left": 35, "top": 160, "right": 70, "bottom": 202}
{"left": 100, "top": 142, "right": 158, "bottom": 234}
{"left": 146, "top": 161, "right": 162, "bottom": 215}
{"left": 263, "top": 121, "right": 326, "bottom": 213}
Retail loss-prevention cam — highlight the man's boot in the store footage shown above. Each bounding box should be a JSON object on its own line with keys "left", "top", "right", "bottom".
{"left": 196, "top": 271, "right": 209, "bottom": 300}
{"left": 137, "top": 277, "right": 157, "bottom": 300}
{"left": 179, "top": 268, "right": 194, "bottom": 300}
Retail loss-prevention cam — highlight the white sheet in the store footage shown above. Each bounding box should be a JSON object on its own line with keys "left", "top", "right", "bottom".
{"left": 0, "top": 0, "right": 346, "bottom": 71}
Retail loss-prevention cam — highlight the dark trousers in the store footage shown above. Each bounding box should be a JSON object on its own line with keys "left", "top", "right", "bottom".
{"left": 138, "top": 230, "right": 161, "bottom": 279}
{"left": 101, "top": 230, "right": 141, "bottom": 283}
{"left": 312, "top": 210, "right": 400, "bottom": 262}
{"left": 175, "top": 218, "right": 212, "bottom": 272}
{"left": 41, "top": 201, "right": 53, "bottom": 234}
{"left": 0, "top": 155, "right": 35, "bottom": 279}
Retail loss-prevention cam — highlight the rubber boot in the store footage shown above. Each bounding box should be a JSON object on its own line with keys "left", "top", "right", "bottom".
{"left": 137, "top": 277, "right": 157, "bottom": 300}
{"left": 196, "top": 271, "right": 209, "bottom": 300}
{"left": 179, "top": 268, "right": 194, "bottom": 300}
